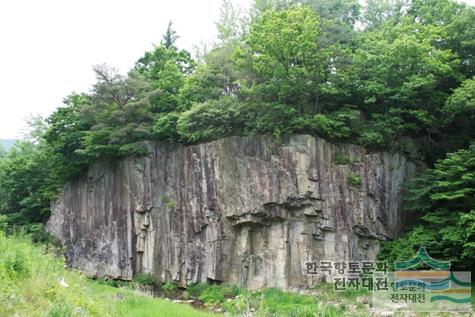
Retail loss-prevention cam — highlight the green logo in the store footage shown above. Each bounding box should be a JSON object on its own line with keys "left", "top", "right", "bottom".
{"left": 394, "top": 247, "right": 450, "bottom": 270}
{"left": 373, "top": 247, "right": 471, "bottom": 312}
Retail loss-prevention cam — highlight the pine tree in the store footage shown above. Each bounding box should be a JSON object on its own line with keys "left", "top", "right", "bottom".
{"left": 161, "top": 21, "right": 178, "bottom": 49}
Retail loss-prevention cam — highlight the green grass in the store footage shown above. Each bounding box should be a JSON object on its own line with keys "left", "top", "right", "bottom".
{"left": 0, "top": 230, "right": 216, "bottom": 317}
{"left": 258, "top": 288, "right": 344, "bottom": 317}
{"left": 133, "top": 272, "right": 156, "bottom": 286}
{"left": 0, "top": 229, "right": 348, "bottom": 316}
{"left": 187, "top": 283, "right": 349, "bottom": 316}
{"left": 86, "top": 282, "right": 215, "bottom": 317}
{"left": 8, "top": 226, "right": 467, "bottom": 317}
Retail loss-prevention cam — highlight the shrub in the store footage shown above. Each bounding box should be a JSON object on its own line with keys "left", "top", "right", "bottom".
{"left": 184, "top": 282, "right": 209, "bottom": 298}
{"left": 46, "top": 303, "right": 75, "bottom": 317}
{"left": 334, "top": 152, "right": 351, "bottom": 165}
{"left": 358, "top": 131, "right": 386, "bottom": 148}
{"left": 185, "top": 283, "right": 242, "bottom": 301}
{"left": 225, "top": 284, "right": 242, "bottom": 297}
{"left": 134, "top": 273, "right": 155, "bottom": 286}
{"left": 198, "top": 285, "right": 225, "bottom": 304}
{"left": 177, "top": 97, "right": 241, "bottom": 143}
{"left": 161, "top": 281, "right": 178, "bottom": 291}
{"left": 347, "top": 171, "right": 362, "bottom": 187}
{"left": 311, "top": 109, "right": 362, "bottom": 141}
{"left": 162, "top": 196, "right": 177, "bottom": 209}
{"left": 96, "top": 277, "right": 122, "bottom": 288}
{"left": 221, "top": 290, "right": 261, "bottom": 315}
{"left": 4, "top": 249, "right": 30, "bottom": 279}
{"left": 241, "top": 103, "right": 304, "bottom": 137}
{"left": 152, "top": 112, "right": 181, "bottom": 142}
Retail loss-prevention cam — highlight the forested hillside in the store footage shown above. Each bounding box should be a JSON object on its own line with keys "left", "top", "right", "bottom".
{"left": 0, "top": 0, "right": 474, "bottom": 270}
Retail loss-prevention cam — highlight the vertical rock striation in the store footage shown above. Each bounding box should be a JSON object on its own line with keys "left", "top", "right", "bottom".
{"left": 48, "top": 135, "right": 416, "bottom": 289}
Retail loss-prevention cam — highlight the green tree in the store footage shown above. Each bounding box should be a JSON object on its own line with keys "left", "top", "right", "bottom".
{"left": 43, "top": 94, "right": 92, "bottom": 181}
{"left": 444, "top": 76, "right": 475, "bottom": 122}
{"left": 346, "top": 18, "right": 460, "bottom": 119}
{"left": 246, "top": 7, "right": 325, "bottom": 113}
{"left": 0, "top": 142, "right": 57, "bottom": 226}
{"left": 251, "top": 0, "right": 298, "bottom": 15}
{"left": 78, "top": 67, "right": 154, "bottom": 159}
{"left": 406, "top": 0, "right": 474, "bottom": 78}
{"left": 177, "top": 97, "right": 243, "bottom": 143}
{"left": 135, "top": 43, "right": 194, "bottom": 113}
{"left": 162, "top": 20, "right": 179, "bottom": 49}
{"left": 380, "top": 144, "right": 475, "bottom": 270}
{"left": 180, "top": 43, "right": 245, "bottom": 105}
{"left": 361, "top": 0, "right": 406, "bottom": 28}
{"left": 216, "top": 0, "right": 245, "bottom": 43}
{"left": 445, "top": 6, "right": 475, "bottom": 78}
{"left": 408, "top": 0, "right": 462, "bottom": 26}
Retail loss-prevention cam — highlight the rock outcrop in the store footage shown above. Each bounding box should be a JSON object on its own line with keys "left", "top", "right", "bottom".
{"left": 48, "top": 135, "right": 416, "bottom": 289}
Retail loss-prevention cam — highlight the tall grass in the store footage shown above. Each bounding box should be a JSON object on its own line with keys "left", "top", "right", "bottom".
{"left": 0, "top": 229, "right": 215, "bottom": 317}
{"left": 0, "top": 230, "right": 107, "bottom": 316}
{"left": 0, "top": 221, "right": 373, "bottom": 317}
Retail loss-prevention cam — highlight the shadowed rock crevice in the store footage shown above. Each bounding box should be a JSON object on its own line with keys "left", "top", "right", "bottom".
{"left": 48, "top": 135, "right": 416, "bottom": 290}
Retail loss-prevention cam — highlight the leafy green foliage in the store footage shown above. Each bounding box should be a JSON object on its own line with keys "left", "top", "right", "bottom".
{"left": 152, "top": 112, "right": 181, "bottom": 142}
{"left": 311, "top": 109, "right": 362, "bottom": 141}
{"left": 443, "top": 76, "right": 475, "bottom": 140}
{"left": 161, "top": 281, "right": 178, "bottom": 291}
{"left": 247, "top": 7, "right": 323, "bottom": 112}
{"left": 134, "top": 273, "right": 156, "bottom": 286}
{"left": 160, "top": 281, "right": 179, "bottom": 297}
{"left": 259, "top": 288, "right": 343, "bottom": 317}
{"left": 177, "top": 97, "right": 241, "bottom": 143}
{"left": 445, "top": 76, "right": 475, "bottom": 114}
{"left": 184, "top": 283, "right": 209, "bottom": 299}
{"left": 0, "top": 230, "right": 215, "bottom": 317}
{"left": 183, "top": 282, "right": 348, "bottom": 316}
{"left": 333, "top": 153, "right": 351, "bottom": 165}
{"left": 241, "top": 103, "right": 304, "bottom": 137}
{"left": 347, "top": 171, "right": 361, "bottom": 188}
{"left": 0, "top": 142, "right": 59, "bottom": 227}
{"left": 380, "top": 144, "right": 475, "bottom": 270}
{"left": 198, "top": 286, "right": 226, "bottom": 304}
{"left": 348, "top": 18, "right": 460, "bottom": 114}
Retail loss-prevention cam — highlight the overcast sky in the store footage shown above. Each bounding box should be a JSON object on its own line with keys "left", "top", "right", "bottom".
{"left": 0, "top": 0, "right": 252, "bottom": 139}
{"left": 0, "top": 0, "right": 473, "bottom": 139}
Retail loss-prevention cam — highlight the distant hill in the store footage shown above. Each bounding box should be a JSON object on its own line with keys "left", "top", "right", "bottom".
{"left": 0, "top": 139, "right": 17, "bottom": 151}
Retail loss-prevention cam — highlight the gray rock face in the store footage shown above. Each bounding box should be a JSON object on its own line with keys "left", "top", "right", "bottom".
{"left": 48, "top": 135, "right": 415, "bottom": 289}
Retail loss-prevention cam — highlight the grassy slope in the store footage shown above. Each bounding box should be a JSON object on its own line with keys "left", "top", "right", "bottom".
{"left": 0, "top": 230, "right": 362, "bottom": 317}
{"left": 0, "top": 232, "right": 215, "bottom": 317}
{"left": 1, "top": 230, "right": 471, "bottom": 316}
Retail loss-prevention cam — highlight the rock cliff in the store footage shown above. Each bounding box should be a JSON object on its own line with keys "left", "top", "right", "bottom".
{"left": 48, "top": 135, "right": 415, "bottom": 289}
